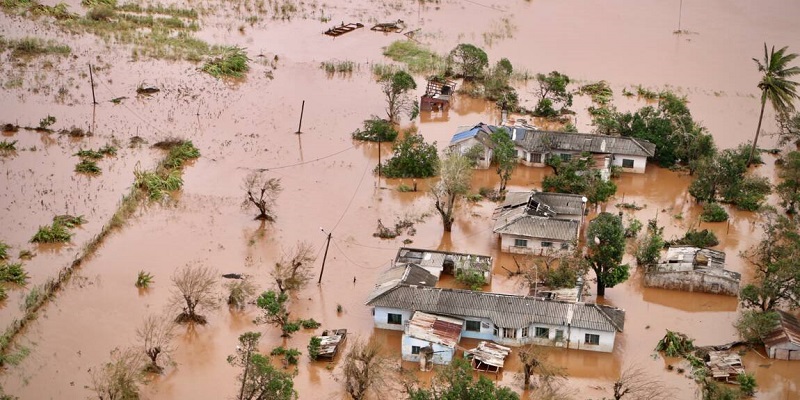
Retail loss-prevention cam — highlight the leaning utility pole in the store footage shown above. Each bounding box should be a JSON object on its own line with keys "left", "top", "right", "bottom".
{"left": 318, "top": 228, "right": 332, "bottom": 284}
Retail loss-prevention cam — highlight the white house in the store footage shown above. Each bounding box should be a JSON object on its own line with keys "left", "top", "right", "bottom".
{"left": 492, "top": 191, "right": 586, "bottom": 255}
{"left": 502, "top": 122, "right": 656, "bottom": 173}
{"left": 401, "top": 312, "right": 463, "bottom": 366}
{"left": 366, "top": 285, "right": 625, "bottom": 353}
{"left": 394, "top": 247, "right": 493, "bottom": 284}
{"left": 447, "top": 123, "right": 502, "bottom": 169}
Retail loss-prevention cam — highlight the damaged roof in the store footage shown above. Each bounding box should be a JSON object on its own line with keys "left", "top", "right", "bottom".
{"left": 495, "top": 191, "right": 586, "bottom": 218}
{"left": 763, "top": 310, "right": 800, "bottom": 349}
{"left": 465, "top": 341, "right": 512, "bottom": 369}
{"left": 653, "top": 246, "right": 740, "bottom": 281}
{"left": 367, "top": 285, "right": 624, "bottom": 332}
{"left": 405, "top": 311, "right": 464, "bottom": 348}
{"left": 365, "top": 264, "right": 438, "bottom": 304}
{"left": 395, "top": 247, "right": 493, "bottom": 273}
{"left": 508, "top": 128, "right": 656, "bottom": 158}
{"left": 449, "top": 122, "right": 503, "bottom": 146}
{"left": 493, "top": 212, "right": 580, "bottom": 242}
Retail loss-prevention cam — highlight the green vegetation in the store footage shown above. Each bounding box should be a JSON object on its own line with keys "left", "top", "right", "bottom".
{"left": 635, "top": 220, "right": 664, "bottom": 267}
{"left": 379, "top": 132, "right": 438, "bottom": 178}
{"left": 161, "top": 140, "right": 200, "bottom": 169}
{"left": 490, "top": 128, "right": 516, "bottom": 193}
{"left": 700, "top": 203, "right": 729, "bottom": 222}
{"left": 134, "top": 170, "right": 182, "bottom": 201}
{"left": 586, "top": 213, "right": 629, "bottom": 296}
{"left": 448, "top": 43, "right": 488, "bottom": 80}
{"left": 578, "top": 80, "right": 613, "bottom": 105}
{"left": 307, "top": 337, "right": 322, "bottom": 361}
{"left": 299, "top": 319, "right": 320, "bottom": 329}
{"left": 74, "top": 149, "right": 104, "bottom": 160}
{"left": 534, "top": 71, "right": 573, "bottom": 117}
{"left": 543, "top": 152, "right": 616, "bottom": 206}
{"left": 229, "top": 333, "right": 296, "bottom": 399}
{"left": 777, "top": 151, "right": 800, "bottom": 213}
{"left": 135, "top": 271, "right": 153, "bottom": 288}
{"left": 455, "top": 270, "right": 486, "bottom": 291}
{"left": 31, "top": 222, "right": 72, "bottom": 243}
{"left": 1, "top": 37, "right": 71, "bottom": 57}
{"left": 75, "top": 159, "right": 101, "bottom": 174}
{"left": 379, "top": 70, "right": 417, "bottom": 123}
{"left": 737, "top": 373, "right": 758, "bottom": 397}
{"left": 655, "top": 330, "right": 695, "bottom": 357}
{"left": 270, "top": 346, "right": 301, "bottom": 365}
{"left": 0, "top": 262, "right": 28, "bottom": 285}
{"left": 0, "top": 242, "right": 8, "bottom": 260}
{"left": 383, "top": 40, "right": 446, "bottom": 75}
{"left": 320, "top": 60, "right": 355, "bottom": 74}
{"left": 0, "top": 140, "right": 16, "bottom": 152}
{"left": 202, "top": 46, "right": 250, "bottom": 78}
{"left": 735, "top": 310, "right": 779, "bottom": 344}
{"left": 671, "top": 229, "right": 719, "bottom": 248}
{"left": 430, "top": 152, "right": 474, "bottom": 232}
{"left": 38, "top": 115, "right": 56, "bottom": 130}
{"left": 690, "top": 144, "right": 770, "bottom": 210}
{"left": 407, "top": 358, "right": 519, "bottom": 399}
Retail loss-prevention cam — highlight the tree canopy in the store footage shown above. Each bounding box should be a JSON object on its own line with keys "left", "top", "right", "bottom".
{"left": 777, "top": 151, "right": 800, "bottom": 213}
{"left": 534, "top": 71, "right": 572, "bottom": 117}
{"left": 542, "top": 153, "right": 616, "bottom": 206}
{"left": 380, "top": 132, "right": 439, "bottom": 178}
{"left": 689, "top": 144, "right": 771, "bottom": 211}
{"left": 407, "top": 358, "right": 519, "bottom": 400}
{"left": 448, "top": 43, "right": 488, "bottom": 80}
{"left": 489, "top": 128, "right": 516, "bottom": 193}
{"left": 585, "top": 212, "right": 629, "bottom": 296}
{"left": 380, "top": 70, "right": 417, "bottom": 123}
{"left": 430, "top": 152, "right": 473, "bottom": 232}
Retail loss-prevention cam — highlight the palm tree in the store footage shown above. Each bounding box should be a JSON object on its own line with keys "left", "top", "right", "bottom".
{"left": 748, "top": 44, "right": 800, "bottom": 167}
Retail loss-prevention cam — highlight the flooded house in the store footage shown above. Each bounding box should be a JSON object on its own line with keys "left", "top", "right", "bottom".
{"left": 394, "top": 247, "right": 493, "bottom": 284}
{"left": 448, "top": 123, "right": 501, "bottom": 169}
{"left": 502, "top": 121, "right": 656, "bottom": 174}
{"left": 492, "top": 191, "right": 586, "bottom": 255}
{"left": 763, "top": 311, "right": 800, "bottom": 360}
{"left": 420, "top": 77, "right": 457, "bottom": 112}
{"left": 643, "top": 246, "right": 741, "bottom": 296}
{"left": 366, "top": 282, "right": 625, "bottom": 353}
{"left": 401, "top": 312, "right": 463, "bottom": 366}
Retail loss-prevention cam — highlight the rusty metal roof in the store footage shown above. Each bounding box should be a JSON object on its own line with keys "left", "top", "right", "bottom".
{"left": 405, "top": 312, "right": 464, "bottom": 348}
{"left": 763, "top": 311, "right": 800, "bottom": 348}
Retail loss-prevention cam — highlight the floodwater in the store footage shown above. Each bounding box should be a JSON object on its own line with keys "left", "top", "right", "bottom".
{"left": 1, "top": 0, "right": 800, "bottom": 399}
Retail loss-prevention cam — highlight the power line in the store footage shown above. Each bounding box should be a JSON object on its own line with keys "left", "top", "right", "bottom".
{"left": 250, "top": 145, "right": 356, "bottom": 172}
{"left": 331, "top": 239, "right": 387, "bottom": 270}
{"left": 331, "top": 155, "right": 371, "bottom": 233}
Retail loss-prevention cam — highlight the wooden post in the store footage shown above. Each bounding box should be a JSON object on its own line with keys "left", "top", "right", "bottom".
{"left": 88, "top": 63, "right": 97, "bottom": 105}
{"left": 378, "top": 140, "right": 381, "bottom": 182}
{"left": 317, "top": 231, "right": 332, "bottom": 284}
{"left": 296, "top": 100, "right": 305, "bottom": 133}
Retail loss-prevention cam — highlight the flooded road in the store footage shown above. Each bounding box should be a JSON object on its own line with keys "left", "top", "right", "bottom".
{"left": 2, "top": 0, "right": 800, "bottom": 399}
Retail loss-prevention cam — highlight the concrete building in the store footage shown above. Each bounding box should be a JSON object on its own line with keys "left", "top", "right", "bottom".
{"left": 644, "top": 246, "right": 740, "bottom": 296}
{"left": 401, "top": 312, "right": 463, "bottom": 366}
{"left": 764, "top": 311, "right": 800, "bottom": 361}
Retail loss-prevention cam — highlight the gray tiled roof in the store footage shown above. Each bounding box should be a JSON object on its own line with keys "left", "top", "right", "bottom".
{"left": 499, "top": 191, "right": 585, "bottom": 216}
{"left": 365, "top": 264, "right": 438, "bottom": 304}
{"left": 513, "top": 129, "right": 656, "bottom": 158}
{"left": 493, "top": 210, "right": 579, "bottom": 241}
{"left": 367, "top": 285, "right": 623, "bottom": 332}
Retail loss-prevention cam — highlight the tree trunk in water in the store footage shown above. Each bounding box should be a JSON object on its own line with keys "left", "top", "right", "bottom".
{"left": 443, "top": 217, "right": 453, "bottom": 232}
{"left": 747, "top": 95, "right": 767, "bottom": 167}
{"left": 596, "top": 277, "right": 606, "bottom": 297}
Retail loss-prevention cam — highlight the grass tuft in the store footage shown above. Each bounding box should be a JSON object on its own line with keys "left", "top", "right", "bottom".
{"left": 31, "top": 223, "right": 72, "bottom": 243}
{"left": 383, "top": 40, "right": 446, "bottom": 75}
{"left": 0, "top": 263, "right": 29, "bottom": 285}
{"left": 135, "top": 270, "right": 153, "bottom": 288}
{"left": 202, "top": 46, "right": 249, "bottom": 78}
{"left": 75, "top": 159, "right": 101, "bottom": 174}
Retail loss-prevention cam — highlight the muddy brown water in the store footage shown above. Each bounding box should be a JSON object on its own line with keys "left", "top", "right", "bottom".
{"left": 2, "top": 0, "right": 800, "bottom": 398}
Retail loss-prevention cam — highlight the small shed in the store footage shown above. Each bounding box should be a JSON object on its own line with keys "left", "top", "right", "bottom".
{"left": 764, "top": 311, "right": 800, "bottom": 360}
{"left": 420, "top": 78, "right": 457, "bottom": 112}
{"left": 314, "top": 329, "right": 348, "bottom": 359}
{"left": 402, "top": 312, "right": 464, "bottom": 365}
{"left": 705, "top": 351, "right": 745, "bottom": 382}
{"left": 463, "top": 341, "right": 512, "bottom": 373}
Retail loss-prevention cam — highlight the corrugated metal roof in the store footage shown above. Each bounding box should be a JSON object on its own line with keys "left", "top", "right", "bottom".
{"left": 512, "top": 129, "right": 656, "bottom": 157}
{"left": 405, "top": 311, "right": 463, "bottom": 348}
{"left": 365, "top": 264, "right": 438, "bottom": 304}
{"left": 367, "top": 285, "right": 623, "bottom": 332}
{"left": 764, "top": 311, "right": 800, "bottom": 348}
{"left": 493, "top": 210, "right": 580, "bottom": 241}
{"left": 496, "top": 191, "right": 585, "bottom": 218}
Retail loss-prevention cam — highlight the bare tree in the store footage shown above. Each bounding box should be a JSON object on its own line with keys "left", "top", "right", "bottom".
{"left": 272, "top": 241, "right": 315, "bottom": 295}
{"left": 90, "top": 347, "right": 144, "bottom": 400}
{"left": 227, "top": 276, "right": 257, "bottom": 310}
{"left": 343, "top": 338, "right": 391, "bottom": 400}
{"left": 429, "top": 152, "right": 473, "bottom": 232}
{"left": 171, "top": 264, "right": 219, "bottom": 324}
{"left": 242, "top": 172, "right": 282, "bottom": 221}
{"left": 518, "top": 344, "right": 566, "bottom": 391}
{"left": 136, "top": 314, "right": 176, "bottom": 373}
{"left": 613, "top": 364, "right": 672, "bottom": 400}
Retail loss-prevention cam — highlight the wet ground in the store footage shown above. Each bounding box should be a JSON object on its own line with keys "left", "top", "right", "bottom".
{"left": 1, "top": 0, "right": 800, "bottom": 398}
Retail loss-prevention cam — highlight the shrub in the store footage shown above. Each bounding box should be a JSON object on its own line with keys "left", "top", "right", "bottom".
{"left": 672, "top": 229, "right": 719, "bottom": 248}
{"left": 700, "top": 203, "right": 728, "bottom": 222}
{"left": 161, "top": 141, "right": 200, "bottom": 169}
{"left": 0, "top": 242, "right": 8, "bottom": 260}
{"left": 202, "top": 46, "right": 250, "bottom": 78}
{"left": 0, "top": 262, "right": 29, "bottom": 284}
{"left": 53, "top": 214, "right": 85, "bottom": 228}
{"left": 308, "top": 337, "right": 322, "bottom": 360}
{"left": 38, "top": 115, "right": 56, "bottom": 130}
{"left": 0, "top": 140, "right": 17, "bottom": 152}
{"left": 351, "top": 117, "right": 398, "bottom": 142}
{"left": 455, "top": 269, "right": 485, "bottom": 291}
{"left": 737, "top": 373, "right": 757, "bottom": 396}
{"left": 0, "top": 285, "right": 6, "bottom": 301}
{"left": 86, "top": 5, "right": 115, "bottom": 21}
{"left": 76, "top": 159, "right": 101, "bottom": 174}
{"left": 134, "top": 170, "right": 183, "bottom": 201}
{"left": 300, "top": 318, "right": 321, "bottom": 329}
{"left": 31, "top": 223, "right": 71, "bottom": 243}
{"left": 135, "top": 271, "right": 153, "bottom": 288}
{"left": 379, "top": 132, "right": 438, "bottom": 178}
{"left": 74, "top": 149, "right": 104, "bottom": 160}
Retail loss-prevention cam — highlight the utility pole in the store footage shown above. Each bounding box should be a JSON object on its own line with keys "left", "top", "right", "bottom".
{"left": 88, "top": 63, "right": 97, "bottom": 105}
{"left": 677, "top": 0, "right": 683, "bottom": 32}
{"left": 318, "top": 228, "right": 332, "bottom": 284}
{"left": 377, "top": 140, "right": 381, "bottom": 185}
{"left": 296, "top": 100, "right": 305, "bottom": 134}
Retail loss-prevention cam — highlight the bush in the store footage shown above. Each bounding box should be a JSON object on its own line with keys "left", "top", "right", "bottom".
{"left": 0, "top": 262, "right": 29, "bottom": 284}
{"left": 53, "top": 214, "right": 85, "bottom": 228}
{"left": 672, "top": 229, "right": 719, "bottom": 248}
{"left": 455, "top": 269, "right": 485, "bottom": 291}
{"left": 86, "top": 5, "right": 115, "bottom": 21}
{"left": 308, "top": 337, "right": 322, "bottom": 361}
{"left": 379, "top": 132, "right": 438, "bottom": 178}
{"left": 76, "top": 159, "right": 101, "bottom": 174}
{"left": 0, "top": 242, "right": 8, "bottom": 260}
{"left": 0, "top": 140, "right": 17, "bottom": 151}
{"left": 300, "top": 318, "right": 320, "bottom": 329}
{"left": 202, "top": 46, "right": 250, "bottom": 78}
{"left": 700, "top": 203, "right": 728, "bottom": 222}
{"left": 161, "top": 141, "right": 200, "bottom": 169}
{"left": 31, "top": 223, "right": 71, "bottom": 243}
{"left": 135, "top": 271, "right": 153, "bottom": 288}
{"left": 351, "top": 118, "right": 398, "bottom": 142}
{"left": 134, "top": 170, "right": 183, "bottom": 201}
{"left": 737, "top": 373, "right": 757, "bottom": 396}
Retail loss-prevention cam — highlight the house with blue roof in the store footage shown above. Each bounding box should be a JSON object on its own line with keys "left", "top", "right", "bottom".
{"left": 448, "top": 122, "right": 501, "bottom": 169}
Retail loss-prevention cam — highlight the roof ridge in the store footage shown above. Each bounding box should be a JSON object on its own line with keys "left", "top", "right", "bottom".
{"left": 593, "top": 303, "right": 624, "bottom": 332}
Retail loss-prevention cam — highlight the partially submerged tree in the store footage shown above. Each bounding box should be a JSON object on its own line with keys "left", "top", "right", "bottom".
{"left": 90, "top": 347, "right": 144, "bottom": 400}
{"left": 256, "top": 290, "right": 298, "bottom": 337}
{"left": 408, "top": 358, "right": 519, "bottom": 400}
{"left": 351, "top": 117, "right": 399, "bottom": 142}
{"left": 228, "top": 332, "right": 296, "bottom": 400}
{"left": 380, "top": 70, "right": 417, "bottom": 123}
{"left": 534, "top": 71, "right": 572, "bottom": 117}
{"left": 689, "top": 144, "right": 771, "bottom": 211}
{"left": 542, "top": 153, "right": 616, "bottom": 206}
{"left": 518, "top": 344, "right": 566, "bottom": 392}
{"left": 748, "top": 44, "right": 800, "bottom": 167}
{"left": 613, "top": 364, "right": 672, "bottom": 400}
{"left": 776, "top": 111, "right": 800, "bottom": 147}
{"left": 227, "top": 276, "right": 257, "bottom": 310}
{"left": 272, "top": 241, "right": 315, "bottom": 295}
{"left": 448, "top": 43, "right": 488, "bottom": 80}
{"left": 740, "top": 210, "right": 800, "bottom": 311}
{"left": 634, "top": 220, "right": 665, "bottom": 267}
{"left": 379, "top": 132, "right": 439, "bottom": 178}
{"left": 735, "top": 310, "right": 780, "bottom": 344}
{"left": 242, "top": 171, "right": 282, "bottom": 221}
{"left": 430, "top": 152, "right": 473, "bottom": 232}
{"left": 489, "top": 128, "right": 516, "bottom": 193}
{"left": 171, "top": 264, "right": 218, "bottom": 324}
{"left": 136, "top": 314, "right": 176, "bottom": 374}
{"left": 343, "top": 338, "right": 391, "bottom": 400}
{"left": 777, "top": 151, "right": 800, "bottom": 213}
{"left": 585, "top": 212, "right": 629, "bottom": 296}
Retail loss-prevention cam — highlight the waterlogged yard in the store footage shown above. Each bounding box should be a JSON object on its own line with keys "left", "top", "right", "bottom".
{"left": 1, "top": 0, "right": 800, "bottom": 399}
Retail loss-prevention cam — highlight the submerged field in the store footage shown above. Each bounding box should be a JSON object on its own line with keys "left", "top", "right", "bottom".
{"left": 1, "top": 0, "right": 800, "bottom": 399}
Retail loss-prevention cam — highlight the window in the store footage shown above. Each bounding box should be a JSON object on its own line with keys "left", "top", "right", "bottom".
{"left": 541, "top": 241, "right": 553, "bottom": 248}
{"left": 622, "top": 159, "right": 634, "bottom": 168}
{"left": 532, "top": 153, "right": 542, "bottom": 163}
{"left": 535, "top": 327, "right": 549, "bottom": 338}
{"left": 560, "top": 242, "right": 570, "bottom": 250}
{"left": 465, "top": 320, "right": 481, "bottom": 332}
{"left": 387, "top": 313, "right": 402, "bottom": 325}
{"left": 411, "top": 346, "right": 421, "bottom": 355}
{"left": 585, "top": 333, "right": 600, "bottom": 345}
{"left": 560, "top": 153, "right": 572, "bottom": 162}
{"left": 555, "top": 330, "right": 564, "bottom": 341}
{"left": 514, "top": 238, "right": 528, "bottom": 247}
{"left": 493, "top": 325, "right": 499, "bottom": 336}
{"left": 503, "top": 328, "right": 517, "bottom": 339}
{"left": 521, "top": 327, "right": 529, "bottom": 338}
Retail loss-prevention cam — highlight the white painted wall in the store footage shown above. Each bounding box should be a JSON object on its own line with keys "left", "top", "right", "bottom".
{"left": 401, "top": 335, "right": 455, "bottom": 364}
{"left": 451, "top": 137, "right": 491, "bottom": 169}
{"left": 372, "top": 307, "right": 413, "bottom": 331}
{"left": 611, "top": 154, "right": 648, "bottom": 173}
{"left": 499, "top": 234, "right": 574, "bottom": 256}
